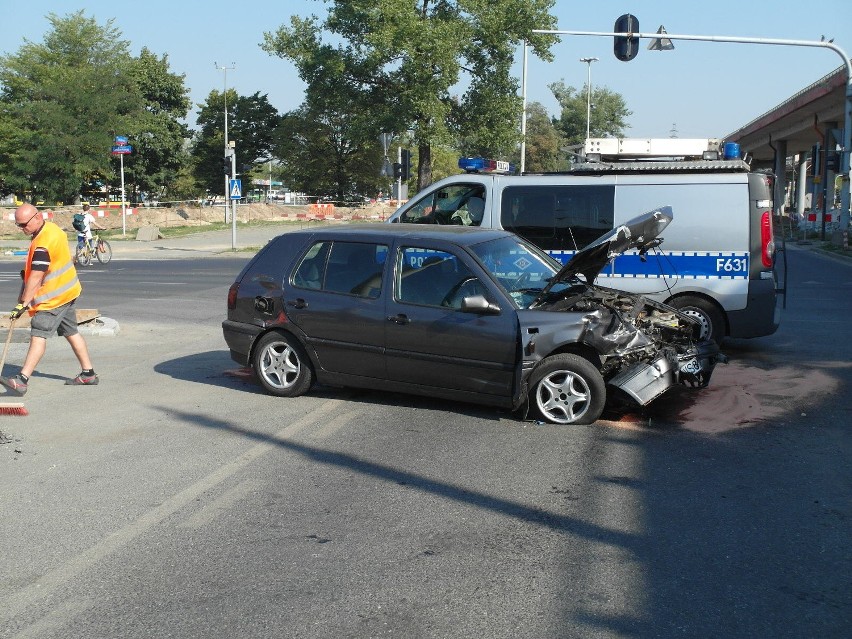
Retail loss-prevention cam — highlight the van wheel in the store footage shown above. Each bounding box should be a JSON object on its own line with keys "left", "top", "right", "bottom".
{"left": 252, "top": 332, "right": 314, "bottom": 397}
{"left": 670, "top": 296, "right": 725, "bottom": 345}
{"left": 530, "top": 354, "right": 606, "bottom": 425}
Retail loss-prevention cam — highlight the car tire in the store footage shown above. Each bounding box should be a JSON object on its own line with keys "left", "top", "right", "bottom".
{"left": 669, "top": 296, "right": 725, "bottom": 345}
{"left": 252, "top": 332, "right": 314, "bottom": 397}
{"left": 530, "top": 354, "right": 606, "bottom": 425}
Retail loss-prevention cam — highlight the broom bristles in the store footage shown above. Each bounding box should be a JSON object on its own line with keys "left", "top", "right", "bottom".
{"left": 0, "top": 403, "right": 28, "bottom": 416}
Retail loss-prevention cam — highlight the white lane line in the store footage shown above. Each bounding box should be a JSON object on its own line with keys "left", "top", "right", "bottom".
{"left": 10, "top": 598, "right": 92, "bottom": 639}
{"left": 0, "top": 398, "right": 343, "bottom": 624}
{"left": 310, "top": 408, "right": 363, "bottom": 440}
{"left": 176, "top": 478, "right": 259, "bottom": 530}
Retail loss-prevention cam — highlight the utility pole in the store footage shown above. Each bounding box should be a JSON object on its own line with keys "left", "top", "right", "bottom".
{"left": 580, "top": 57, "right": 599, "bottom": 145}
{"left": 215, "top": 62, "right": 235, "bottom": 222}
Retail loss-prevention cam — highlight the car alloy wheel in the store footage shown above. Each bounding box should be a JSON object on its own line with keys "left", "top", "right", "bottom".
{"left": 252, "top": 332, "right": 313, "bottom": 397}
{"left": 531, "top": 354, "right": 606, "bottom": 425}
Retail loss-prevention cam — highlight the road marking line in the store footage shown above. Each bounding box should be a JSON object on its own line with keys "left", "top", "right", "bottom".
{"left": 310, "top": 408, "right": 363, "bottom": 440}
{"left": 176, "top": 478, "right": 258, "bottom": 530}
{"left": 0, "top": 398, "right": 342, "bottom": 624}
{"left": 9, "top": 598, "right": 92, "bottom": 639}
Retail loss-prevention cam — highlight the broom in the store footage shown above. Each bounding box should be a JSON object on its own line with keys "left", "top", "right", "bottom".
{"left": 0, "top": 315, "right": 28, "bottom": 416}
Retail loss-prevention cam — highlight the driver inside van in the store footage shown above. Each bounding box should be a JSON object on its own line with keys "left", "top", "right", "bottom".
{"left": 450, "top": 196, "right": 485, "bottom": 226}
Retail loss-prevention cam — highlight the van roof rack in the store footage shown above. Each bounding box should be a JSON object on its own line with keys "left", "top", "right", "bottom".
{"left": 572, "top": 137, "right": 750, "bottom": 173}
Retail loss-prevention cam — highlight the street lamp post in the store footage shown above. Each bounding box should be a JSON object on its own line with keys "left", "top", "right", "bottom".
{"left": 215, "top": 62, "right": 235, "bottom": 223}
{"left": 579, "top": 57, "right": 599, "bottom": 145}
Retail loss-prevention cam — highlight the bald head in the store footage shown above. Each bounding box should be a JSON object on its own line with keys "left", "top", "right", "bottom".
{"left": 14, "top": 203, "right": 41, "bottom": 233}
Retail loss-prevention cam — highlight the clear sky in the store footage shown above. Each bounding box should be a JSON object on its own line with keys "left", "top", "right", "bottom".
{"left": 1, "top": 0, "right": 849, "bottom": 141}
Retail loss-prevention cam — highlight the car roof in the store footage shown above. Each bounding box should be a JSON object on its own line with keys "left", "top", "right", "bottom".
{"left": 289, "top": 223, "right": 513, "bottom": 246}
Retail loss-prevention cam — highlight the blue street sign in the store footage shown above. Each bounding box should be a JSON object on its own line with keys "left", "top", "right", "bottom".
{"left": 114, "top": 135, "right": 129, "bottom": 145}
{"left": 229, "top": 179, "right": 242, "bottom": 199}
{"left": 111, "top": 145, "right": 132, "bottom": 154}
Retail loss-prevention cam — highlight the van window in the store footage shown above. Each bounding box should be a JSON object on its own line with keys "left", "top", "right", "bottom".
{"left": 501, "top": 185, "right": 615, "bottom": 250}
{"left": 398, "top": 184, "right": 486, "bottom": 226}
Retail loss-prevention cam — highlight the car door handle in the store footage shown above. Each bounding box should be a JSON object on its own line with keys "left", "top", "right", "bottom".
{"left": 387, "top": 314, "right": 410, "bottom": 325}
{"left": 287, "top": 298, "right": 308, "bottom": 309}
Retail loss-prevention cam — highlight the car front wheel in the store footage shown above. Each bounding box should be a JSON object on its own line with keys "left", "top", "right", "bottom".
{"left": 530, "top": 354, "right": 606, "bottom": 425}
{"left": 252, "top": 332, "right": 314, "bottom": 397}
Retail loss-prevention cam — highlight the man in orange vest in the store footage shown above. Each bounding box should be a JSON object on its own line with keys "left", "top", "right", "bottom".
{"left": 1, "top": 203, "right": 99, "bottom": 395}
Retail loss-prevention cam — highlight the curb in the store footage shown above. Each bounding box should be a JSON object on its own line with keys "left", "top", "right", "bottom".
{"left": 78, "top": 316, "right": 120, "bottom": 337}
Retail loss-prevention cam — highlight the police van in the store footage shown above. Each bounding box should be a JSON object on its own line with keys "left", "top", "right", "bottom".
{"left": 388, "top": 138, "right": 782, "bottom": 344}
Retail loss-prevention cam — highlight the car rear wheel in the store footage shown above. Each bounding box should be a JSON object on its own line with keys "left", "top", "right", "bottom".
{"left": 669, "top": 296, "right": 725, "bottom": 345}
{"left": 530, "top": 354, "right": 606, "bottom": 425}
{"left": 252, "top": 332, "right": 313, "bottom": 397}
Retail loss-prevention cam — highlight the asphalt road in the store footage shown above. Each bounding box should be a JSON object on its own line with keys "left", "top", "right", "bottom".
{"left": 0, "top": 236, "right": 849, "bottom": 638}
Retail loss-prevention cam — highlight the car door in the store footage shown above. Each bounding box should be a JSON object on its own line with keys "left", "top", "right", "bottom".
{"left": 285, "top": 239, "right": 388, "bottom": 379}
{"left": 384, "top": 241, "right": 518, "bottom": 398}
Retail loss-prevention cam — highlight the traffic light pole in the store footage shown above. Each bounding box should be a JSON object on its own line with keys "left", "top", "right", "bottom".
{"left": 522, "top": 28, "right": 851, "bottom": 230}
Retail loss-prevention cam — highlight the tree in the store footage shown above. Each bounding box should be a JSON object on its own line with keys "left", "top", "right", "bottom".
{"left": 0, "top": 11, "right": 142, "bottom": 204}
{"left": 124, "top": 48, "right": 192, "bottom": 201}
{"left": 193, "top": 90, "right": 281, "bottom": 195}
{"left": 262, "top": 1, "right": 557, "bottom": 192}
{"left": 549, "top": 80, "right": 632, "bottom": 148}
{"left": 522, "top": 101, "right": 562, "bottom": 172}
{"left": 275, "top": 104, "right": 385, "bottom": 202}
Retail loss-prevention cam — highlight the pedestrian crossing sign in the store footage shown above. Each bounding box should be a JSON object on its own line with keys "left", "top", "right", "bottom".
{"left": 229, "top": 179, "right": 242, "bottom": 199}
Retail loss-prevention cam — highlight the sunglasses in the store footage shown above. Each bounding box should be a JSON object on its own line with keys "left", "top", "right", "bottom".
{"left": 16, "top": 211, "right": 39, "bottom": 228}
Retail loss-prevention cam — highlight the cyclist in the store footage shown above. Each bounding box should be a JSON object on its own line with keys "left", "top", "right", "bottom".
{"left": 74, "top": 204, "right": 106, "bottom": 261}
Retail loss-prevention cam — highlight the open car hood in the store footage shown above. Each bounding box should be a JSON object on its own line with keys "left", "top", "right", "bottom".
{"left": 553, "top": 206, "right": 673, "bottom": 284}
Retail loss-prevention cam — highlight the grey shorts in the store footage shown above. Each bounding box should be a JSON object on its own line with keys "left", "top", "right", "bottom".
{"left": 30, "top": 299, "right": 79, "bottom": 339}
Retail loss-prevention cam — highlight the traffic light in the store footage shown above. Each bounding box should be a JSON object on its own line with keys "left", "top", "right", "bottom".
{"left": 223, "top": 157, "right": 232, "bottom": 177}
{"left": 393, "top": 162, "right": 402, "bottom": 179}
{"left": 401, "top": 149, "right": 412, "bottom": 181}
{"left": 614, "top": 14, "right": 639, "bottom": 62}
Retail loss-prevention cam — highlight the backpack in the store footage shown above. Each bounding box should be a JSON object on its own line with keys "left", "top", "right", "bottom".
{"left": 72, "top": 213, "right": 86, "bottom": 232}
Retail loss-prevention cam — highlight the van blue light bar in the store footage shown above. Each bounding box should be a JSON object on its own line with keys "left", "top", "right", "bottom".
{"left": 458, "top": 157, "right": 515, "bottom": 174}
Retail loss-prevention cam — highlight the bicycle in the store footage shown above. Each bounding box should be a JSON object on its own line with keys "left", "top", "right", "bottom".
{"left": 75, "top": 234, "right": 112, "bottom": 266}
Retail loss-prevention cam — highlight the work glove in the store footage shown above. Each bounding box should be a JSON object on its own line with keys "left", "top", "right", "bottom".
{"left": 9, "top": 303, "right": 28, "bottom": 320}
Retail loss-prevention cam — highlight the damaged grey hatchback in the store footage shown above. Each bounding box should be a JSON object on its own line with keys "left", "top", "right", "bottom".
{"left": 223, "top": 207, "right": 724, "bottom": 425}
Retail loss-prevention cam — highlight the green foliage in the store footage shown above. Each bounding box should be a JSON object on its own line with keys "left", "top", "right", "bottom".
{"left": 193, "top": 91, "right": 282, "bottom": 195}
{"left": 0, "top": 12, "right": 191, "bottom": 205}
{"left": 124, "top": 48, "right": 192, "bottom": 200}
{"left": 523, "top": 101, "right": 562, "bottom": 172}
{"left": 275, "top": 104, "right": 385, "bottom": 202}
{"left": 0, "top": 11, "right": 142, "bottom": 204}
{"left": 263, "top": 0, "right": 558, "bottom": 191}
{"left": 550, "top": 80, "right": 632, "bottom": 148}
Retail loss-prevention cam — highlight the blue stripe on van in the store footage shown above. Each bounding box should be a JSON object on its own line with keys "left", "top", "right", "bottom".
{"left": 548, "top": 250, "right": 750, "bottom": 280}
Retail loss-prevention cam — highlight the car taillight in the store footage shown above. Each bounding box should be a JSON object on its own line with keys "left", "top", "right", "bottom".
{"left": 227, "top": 282, "right": 239, "bottom": 310}
{"left": 760, "top": 210, "right": 774, "bottom": 268}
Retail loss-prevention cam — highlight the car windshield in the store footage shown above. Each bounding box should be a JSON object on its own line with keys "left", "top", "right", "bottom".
{"left": 469, "top": 236, "right": 575, "bottom": 308}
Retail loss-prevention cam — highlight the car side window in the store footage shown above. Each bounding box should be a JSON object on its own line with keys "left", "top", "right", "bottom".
{"left": 396, "top": 247, "right": 489, "bottom": 309}
{"left": 293, "top": 241, "right": 330, "bottom": 290}
{"left": 398, "top": 184, "right": 486, "bottom": 226}
{"left": 324, "top": 242, "right": 387, "bottom": 298}
{"left": 293, "top": 241, "right": 387, "bottom": 298}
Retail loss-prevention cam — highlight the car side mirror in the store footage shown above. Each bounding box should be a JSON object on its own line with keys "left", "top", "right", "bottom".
{"left": 460, "top": 295, "right": 500, "bottom": 315}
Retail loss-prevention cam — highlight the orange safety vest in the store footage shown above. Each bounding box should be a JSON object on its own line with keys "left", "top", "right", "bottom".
{"left": 25, "top": 221, "right": 82, "bottom": 314}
